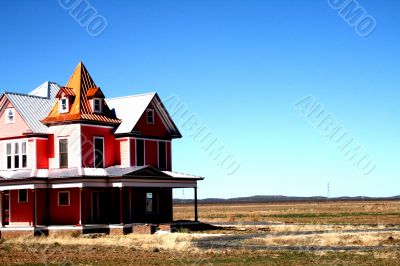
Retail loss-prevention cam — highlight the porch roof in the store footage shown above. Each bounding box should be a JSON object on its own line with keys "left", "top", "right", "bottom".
{"left": 0, "top": 166, "right": 203, "bottom": 181}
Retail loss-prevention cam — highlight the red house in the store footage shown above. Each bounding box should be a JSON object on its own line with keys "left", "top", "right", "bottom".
{"left": 0, "top": 63, "right": 202, "bottom": 235}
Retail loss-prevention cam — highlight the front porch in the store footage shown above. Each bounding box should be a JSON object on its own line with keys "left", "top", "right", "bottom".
{"left": 0, "top": 166, "right": 202, "bottom": 237}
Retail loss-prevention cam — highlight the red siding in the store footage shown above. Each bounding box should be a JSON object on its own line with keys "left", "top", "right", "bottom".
{"left": 167, "top": 142, "right": 172, "bottom": 171}
{"left": 36, "top": 139, "right": 49, "bottom": 168}
{"left": 81, "top": 125, "right": 116, "bottom": 167}
{"left": 49, "top": 188, "right": 80, "bottom": 225}
{"left": 10, "top": 190, "right": 33, "bottom": 225}
{"left": 47, "top": 134, "right": 55, "bottom": 159}
{"left": 133, "top": 102, "right": 171, "bottom": 139}
{"left": 145, "top": 140, "right": 158, "bottom": 167}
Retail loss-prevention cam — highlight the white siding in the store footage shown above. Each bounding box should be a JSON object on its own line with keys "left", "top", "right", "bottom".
{"left": 49, "top": 124, "right": 82, "bottom": 169}
{"left": 120, "top": 139, "right": 130, "bottom": 167}
{"left": 27, "top": 139, "right": 36, "bottom": 169}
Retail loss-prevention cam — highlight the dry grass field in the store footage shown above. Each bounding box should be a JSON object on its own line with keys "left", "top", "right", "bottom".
{"left": 0, "top": 200, "right": 399, "bottom": 265}
{"left": 174, "top": 200, "right": 400, "bottom": 224}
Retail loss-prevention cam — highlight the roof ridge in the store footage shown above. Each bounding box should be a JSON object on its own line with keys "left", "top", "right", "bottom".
{"left": 4, "top": 91, "right": 53, "bottom": 99}
{"left": 106, "top": 92, "right": 156, "bottom": 101}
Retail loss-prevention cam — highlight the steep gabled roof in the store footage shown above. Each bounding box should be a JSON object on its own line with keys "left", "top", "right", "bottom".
{"left": 106, "top": 93, "right": 181, "bottom": 137}
{"left": 42, "top": 62, "right": 121, "bottom": 125}
{"left": 0, "top": 82, "right": 60, "bottom": 133}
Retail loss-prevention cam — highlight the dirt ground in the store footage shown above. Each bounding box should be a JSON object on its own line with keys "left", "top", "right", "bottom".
{"left": 1, "top": 200, "right": 399, "bottom": 265}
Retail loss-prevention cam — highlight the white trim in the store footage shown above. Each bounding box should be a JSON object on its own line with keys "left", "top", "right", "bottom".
{"left": 32, "top": 139, "right": 37, "bottom": 169}
{"left": 81, "top": 124, "right": 115, "bottom": 129}
{"left": 115, "top": 136, "right": 171, "bottom": 142}
{"left": 4, "top": 140, "right": 28, "bottom": 170}
{"left": 58, "top": 138, "right": 69, "bottom": 169}
{"left": 5, "top": 108, "right": 15, "bottom": 124}
{"left": 18, "top": 189, "right": 28, "bottom": 203}
{"left": 146, "top": 108, "right": 154, "bottom": 124}
{"left": 78, "top": 125, "right": 82, "bottom": 168}
{"left": 59, "top": 97, "right": 69, "bottom": 113}
{"left": 57, "top": 191, "right": 70, "bottom": 206}
{"left": 0, "top": 184, "right": 47, "bottom": 191}
{"left": 52, "top": 183, "right": 83, "bottom": 189}
{"left": 92, "top": 98, "right": 103, "bottom": 113}
{"left": 93, "top": 136, "right": 105, "bottom": 168}
{"left": 128, "top": 139, "right": 131, "bottom": 167}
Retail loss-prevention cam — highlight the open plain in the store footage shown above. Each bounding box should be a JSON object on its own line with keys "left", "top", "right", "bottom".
{"left": 1, "top": 200, "right": 399, "bottom": 265}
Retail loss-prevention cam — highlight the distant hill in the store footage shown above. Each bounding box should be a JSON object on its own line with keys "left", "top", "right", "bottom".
{"left": 174, "top": 195, "right": 400, "bottom": 204}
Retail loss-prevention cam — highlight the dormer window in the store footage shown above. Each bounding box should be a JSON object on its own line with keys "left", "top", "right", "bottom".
{"left": 59, "top": 98, "right": 69, "bottom": 113}
{"left": 146, "top": 109, "right": 154, "bottom": 124}
{"left": 6, "top": 108, "right": 15, "bottom": 124}
{"left": 93, "top": 98, "right": 102, "bottom": 113}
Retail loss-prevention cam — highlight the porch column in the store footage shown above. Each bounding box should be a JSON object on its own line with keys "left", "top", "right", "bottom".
{"left": 79, "top": 188, "right": 84, "bottom": 225}
{"left": 119, "top": 188, "right": 123, "bottom": 224}
{"left": 0, "top": 191, "right": 3, "bottom": 227}
{"left": 32, "top": 189, "right": 36, "bottom": 226}
{"left": 194, "top": 187, "right": 198, "bottom": 222}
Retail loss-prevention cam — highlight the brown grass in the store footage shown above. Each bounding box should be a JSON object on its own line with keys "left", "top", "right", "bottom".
{"left": 245, "top": 231, "right": 400, "bottom": 247}
{"left": 175, "top": 200, "right": 400, "bottom": 224}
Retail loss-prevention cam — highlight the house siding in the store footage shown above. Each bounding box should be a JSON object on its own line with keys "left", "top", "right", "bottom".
{"left": 0, "top": 101, "right": 31, "bottom": 139}
{"left": 81, "top": 125, "right": 116, "bottom": 168}
{"left": 133, "top": 102, "right": 171, "bottom": 139}
{"left": 9, "top": 190, "right": 34, "bottom": 226}
{"left": 48, "top": 124, "right": 81, "bottom": 169}
{"left": 49, "top": 188, "right": 80, "bottom": 225}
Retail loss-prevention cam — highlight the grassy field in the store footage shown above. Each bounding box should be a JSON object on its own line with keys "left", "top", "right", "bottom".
{"left": 174, "top": 200, "right": 400, "bottom": 224}
{"left": 0, "top": 200, "right": 399, "bottom": 265}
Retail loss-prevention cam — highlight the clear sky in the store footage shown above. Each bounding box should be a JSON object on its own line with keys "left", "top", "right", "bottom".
{"left": 0, "top": 0, "right": 399, "bottom": 199}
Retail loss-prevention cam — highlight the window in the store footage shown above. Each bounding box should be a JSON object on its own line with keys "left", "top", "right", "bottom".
{"left": 6, "top": 143, "right": 12, "bottom": 169}
{"left": 146, "top": 109, "right": 154, "bottom": 124}
{"left": 59, "top": 98, "right": 69, "bottom": 113}
{"left": 58, "top": 191, "right": 70, "bottom": 206}
{"left": 146, "top": 192, "right": 158, "bottom": 213}
{"left": 94, "top": 137, "right": 104, "bottom": 168}
{"left": 6, "top": 108, "right": 15, "bottom": 124}
{"left": 158, "top": 141, "right": 167, "bottom": 170}
{"left": 18, "top": 189, "right": 28, "bottom": 203}
{"left": 93, "top": 98, "right": 102, "bottom": 113}
{"left": 136, "top": 139, "right": 144, "bottom": 166}
{"left": 59, "top": 139, "right": 68, "bottom": 168}
{"left": 5, "top": 141, "right": 27, "bottom": 169}
{"left": 14, "top": 143, "right": 19, "bottom": 168}
{"left": 22, "top": 142, "right": 27, "bottom": 168}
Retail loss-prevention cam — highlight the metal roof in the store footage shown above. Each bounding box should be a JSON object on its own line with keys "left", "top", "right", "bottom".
{"left": 106, "top": 93, "right": 156, "bottom": 134}
{"left": 42, "top": 62, "right": 121, "bottom": 125}
{"left": 0, "top": 166, "right": 203, "bottom": 180}
{"left": 4, "top": 82, "right": 60, "bottom": 133}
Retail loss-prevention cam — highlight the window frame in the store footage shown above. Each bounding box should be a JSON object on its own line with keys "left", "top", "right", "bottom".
{"left": 92, "top": 98, "right": 102, "bottom": 113}
{"left": 146, "top": 109, "right": 154, "bottom": 124}
{"left": 158, "top": 141, "right": 167, "bottom": 170}
{"left": 59, "top": 138, "right": 69, "bottom": 169}
{"left": 145, "top": 191, "right": 159, "bottom": 214}
{"left": 5, "top": 140, "right": 28, "bottom": 170}
{"left": 58, "top": 191, "right": 70, "bottom": 206}
{"left": 135, "top": 139, "right": 145, "bottom": 166}
{"left": 18, "top": 189, "right": 28, "bottom": 203}
{"left": 59, "top": 97, "right": 69, "bottom": 113}
{"left": 5, "top": 108, "right": 15, "bottom": 124}
{"left": 93, "top": 137, "right": 105, "bottom": 168}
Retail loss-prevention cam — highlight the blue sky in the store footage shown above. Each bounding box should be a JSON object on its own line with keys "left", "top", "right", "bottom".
{"left": 0, "top": 0, "right": 399, "bottom": 198}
